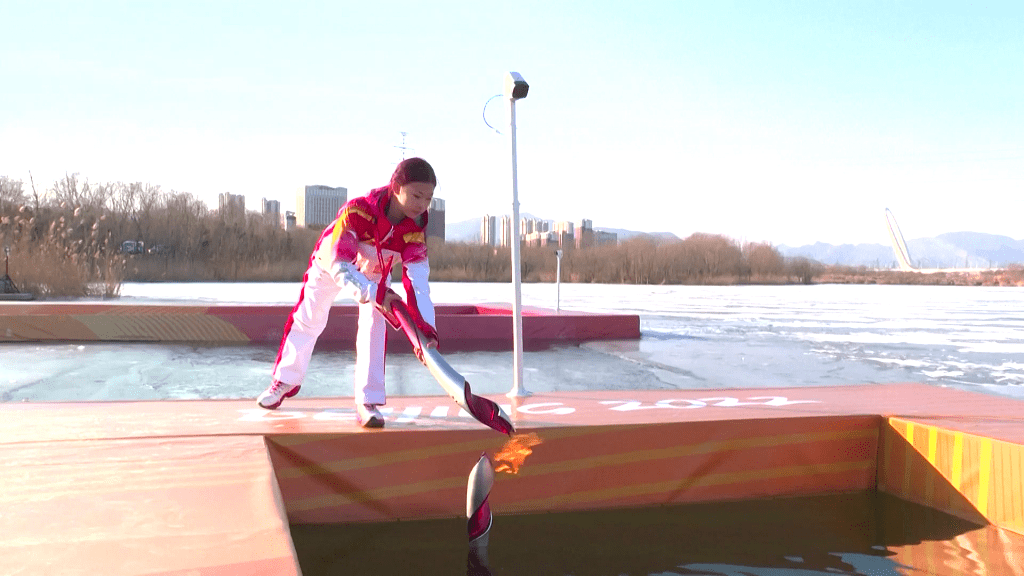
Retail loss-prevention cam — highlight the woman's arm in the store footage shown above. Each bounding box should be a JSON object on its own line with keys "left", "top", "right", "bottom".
{"left": 314, "top": 211, "right": 379, "bottom": 304}
{"left": 403, "top": 258, "right": 435, "bottom": 328}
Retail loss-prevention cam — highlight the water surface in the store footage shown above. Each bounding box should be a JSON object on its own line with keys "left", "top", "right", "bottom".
{"left": 3, "top": 283, "right": 1022, "bottom": 402}
{"left": 290, "top": 492, "right": 1020, "bottom": 576}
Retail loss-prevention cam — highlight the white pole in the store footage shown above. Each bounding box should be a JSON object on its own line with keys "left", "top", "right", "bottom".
{"left": 507, "top": 96, "right": 530, "bottom": 399}
{"left": 555, "top": 250, "right": 562, "bottom": 314}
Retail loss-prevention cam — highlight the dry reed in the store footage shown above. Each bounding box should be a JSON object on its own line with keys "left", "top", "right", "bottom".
{"left": 0, "top": 206, "right": 125, "bottom": 298}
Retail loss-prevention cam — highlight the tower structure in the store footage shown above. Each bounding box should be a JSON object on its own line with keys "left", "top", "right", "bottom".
{"left": 394, "top": 131, "right": 412, "bottom": 161}
{"left": 885, "top": 208, "right": 914, "bottom": 271}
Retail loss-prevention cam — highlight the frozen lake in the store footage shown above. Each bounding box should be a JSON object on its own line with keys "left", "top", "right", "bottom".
{"left": 3, "top": 282, "right": 1023, "bottom": 403}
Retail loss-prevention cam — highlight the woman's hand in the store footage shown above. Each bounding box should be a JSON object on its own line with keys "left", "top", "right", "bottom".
{"left": 380, "top": 288, "right": 438, "bottom": 349}
{"left": 380, "top": 289, "right": 403, "bottom": 311}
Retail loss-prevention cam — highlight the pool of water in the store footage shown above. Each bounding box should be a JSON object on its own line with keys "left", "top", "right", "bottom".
{"left": 289, "top": 491, "right": 1021, "bottom": 575}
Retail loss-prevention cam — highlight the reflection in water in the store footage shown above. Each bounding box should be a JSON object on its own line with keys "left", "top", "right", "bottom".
{"left": 466, "top": 547, "right": 491, "bottom": 576}
{"left": 290, "top": 492, "right": 1024, "bottom": 576}
{"left": 678, "top": 552, "right": 912, "bottom": 575}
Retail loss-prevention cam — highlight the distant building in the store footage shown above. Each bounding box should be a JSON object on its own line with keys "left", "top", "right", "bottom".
{"left": 262, "top": 198, "right": 280, "bottom": 225}
{"left": 521, "top": 218, "right": 534, "bottom": 235}
{"left": 218, "top": 192, "right": 245, "bottom": 220}
{"left": 553, "top": 220, "right": 574, "bottom": 249}
{"left": 262, "top": 198, "right": 280, "bottom": 215}
{"left": 520, "top": 217, "right": 548, "bottom": 236}
{"left": 552, "top": 220, "right": 574, "bottom": 236}
{"left": 595, "top": 230, "right": 618, "bottom": 246}
{"left": 480, "top": 215, "right": 497, "bottom": 246}
{"left": 524, "top": 230, "right": 557, "bottom": 247}
{"left": 484, "top": 215, "right": 606, "bottom": 248}
{"left": 426, "top": 198, "right": 445, "bottom": 242}
{"left": 283, "top": 211, "right": 296, "bottom": 231}
{"left": 575, "top": 219, "right": 594, "bottom": 249}
{"left": 499, "top": 215, "right": 514, "bottom": 247}
{"left": 297, "top": 185, "right": 347, "bottom": 228}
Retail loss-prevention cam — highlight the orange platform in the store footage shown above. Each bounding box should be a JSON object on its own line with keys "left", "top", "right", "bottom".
{"left": 2, "top": 383, "right": 1024, "bottom": 575}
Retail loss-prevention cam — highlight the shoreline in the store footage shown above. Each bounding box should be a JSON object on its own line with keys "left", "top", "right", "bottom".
{"left": 818, "top": 268, "right": 1024, "bottom": 287}
{"left": 5, "top": 270, "right": 1024, "bottom": 304}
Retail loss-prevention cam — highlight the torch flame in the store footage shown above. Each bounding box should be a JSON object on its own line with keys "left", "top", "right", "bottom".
{"left": 492, "top": 432, "right": 543, "bottom": 475}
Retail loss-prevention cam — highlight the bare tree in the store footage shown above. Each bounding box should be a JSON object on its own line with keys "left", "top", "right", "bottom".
{"left": 786, "top": 256, "right": 823, "bottom": 285}
{"left": 81, "top": 179, "right": 114, "bottom": 211}
{"left": 133, "top": 183, "right": 161, "bottom": 244}
{"left": 0, "top": 176, "right": 26, "bottom": 215}
{"left": 28, "top": 172, "right": 42, "bottom": 212}
{"left": 745, "top": 242, "right": 785, "bottom": 279}
{"left": 51, "top": 173, "right": 84, "bottom": 207}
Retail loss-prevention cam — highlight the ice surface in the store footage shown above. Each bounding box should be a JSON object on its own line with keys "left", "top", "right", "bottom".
{"left": 2, "top": 283, "right": 1023, "bottom": 403}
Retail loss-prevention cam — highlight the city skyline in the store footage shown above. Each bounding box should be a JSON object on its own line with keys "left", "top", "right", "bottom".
{"left": 2, "top": 2, "right": 1022, "bottom": 246}
{"left": 214, "top": 186, "right": 447, "bottom": 240}
{"left": 479, "top": 215, "right": 616, "bottom": 249}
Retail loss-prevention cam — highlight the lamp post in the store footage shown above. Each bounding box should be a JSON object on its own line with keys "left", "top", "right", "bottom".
{"left": 505, "top": 71, "right": 531, "bottom": 399}
{"left": 554, "top": 249, "right": 562, "bottom": 314}
{"left": 2, "top": 245, "right": 17, "bottom": 294}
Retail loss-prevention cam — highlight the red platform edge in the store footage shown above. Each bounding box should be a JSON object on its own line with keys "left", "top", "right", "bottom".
{"left": 0, "top": 302, "right": 640, "bottom": 351}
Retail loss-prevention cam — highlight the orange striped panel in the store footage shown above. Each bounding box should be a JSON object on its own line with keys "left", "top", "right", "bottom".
{"left": 268, "top": 416, "right": 878, "bottom": 524}
{"left": 1, "top": 314, "right": 96, "bottom": 340}
{"left": 880, "top": 417, "right": 1024, "bottom": 535}
{"left": 1, "top": 306, "right": 252, "bottom": 343}
{"left": 74, "top": 312, "right": 250, "bottom": 342}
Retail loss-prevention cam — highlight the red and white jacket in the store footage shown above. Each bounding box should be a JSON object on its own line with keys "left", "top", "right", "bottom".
{"left": 312, "top": 186, "right": 435, "bottom": 329}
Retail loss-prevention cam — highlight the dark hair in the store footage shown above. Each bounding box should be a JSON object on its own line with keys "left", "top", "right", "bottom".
{"left": 389, "top": 157, "right": 437, "bottom": 194}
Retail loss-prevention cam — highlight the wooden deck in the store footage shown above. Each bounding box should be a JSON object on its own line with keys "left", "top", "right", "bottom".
{"left": 2, "top": 383, "right": 1024, "bottom": 574}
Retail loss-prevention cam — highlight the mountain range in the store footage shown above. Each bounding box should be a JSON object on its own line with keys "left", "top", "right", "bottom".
{"left": 445, "top": 217, "right": 1024, "bottom": 268}
{"left": 778, "top": 232, "right": 1024, "bottom": 269}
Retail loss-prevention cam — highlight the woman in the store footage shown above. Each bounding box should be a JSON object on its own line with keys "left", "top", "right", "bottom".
{"left": 257, "top": 157, "right": 438, "bottom": 428}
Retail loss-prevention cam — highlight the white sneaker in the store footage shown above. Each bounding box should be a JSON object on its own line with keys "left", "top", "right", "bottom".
{"left": 257, "top": 380, "right": 301, "bottom": 409}
{"left": 356, "top": 403, "right": 385, "bottom": 428}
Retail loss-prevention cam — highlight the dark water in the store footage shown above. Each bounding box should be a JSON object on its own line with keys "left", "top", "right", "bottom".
{"left": 290, "top": 491, "right": 1017, "bottom": 576}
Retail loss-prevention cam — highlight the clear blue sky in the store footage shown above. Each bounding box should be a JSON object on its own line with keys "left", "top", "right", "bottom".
{"left": 2, "top": 1, "right": 1022, "bottom": 246}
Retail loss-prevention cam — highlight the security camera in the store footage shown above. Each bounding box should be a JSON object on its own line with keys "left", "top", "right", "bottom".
{"left": 554, "top": 249, "right": 562, "bottom": 257}
{"left": 504, "top": 71, "right": 529, "bottom": 100}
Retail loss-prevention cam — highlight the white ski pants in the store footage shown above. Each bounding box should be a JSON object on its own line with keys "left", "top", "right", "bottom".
{"left": 272, "top": 260, "right": 389, "bottom": 406}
